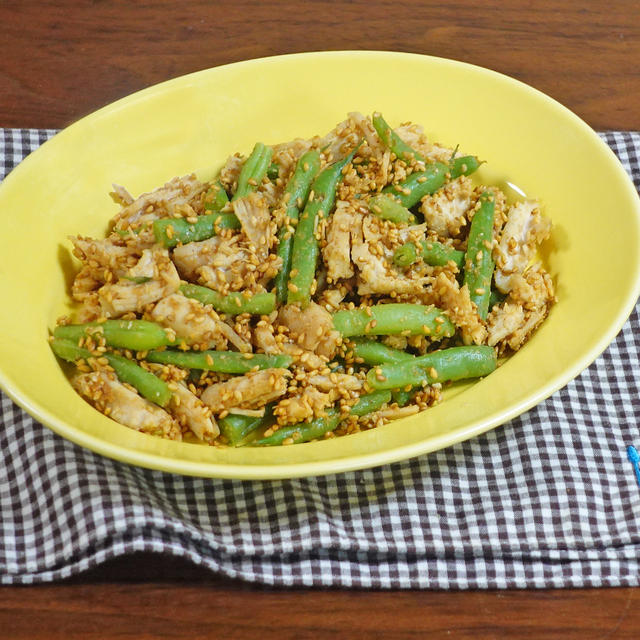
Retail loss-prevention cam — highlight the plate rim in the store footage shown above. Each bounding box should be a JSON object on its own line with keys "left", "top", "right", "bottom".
{"left": 1, "top": 50, "right": 639, "bottom": 479}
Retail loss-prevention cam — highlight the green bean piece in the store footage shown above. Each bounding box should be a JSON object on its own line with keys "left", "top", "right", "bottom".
{"left": 219, "top": 411, "right": 272, "bottom": 446}
{"left": 368, "top": 194, "right": 415, "bottom": 224}
{"left": 366, "top": 345, "right": 497, "bottom": 390}
{"left": 374, "top": 112, "right": 480, "bottom": 184}
{"left": 179, "top": 283, "right": 276, "bottom": 315}
{"left": 105, "top": 353, "right": 172, "bottom": 407}
{"left": 145, "top": 349, "right": 292, "bottom": 373}
{"left": 382, "top": 162, "right": 449, "bottom": 209}
{"left": 348, "top": 338, "right": 415, "bottom": 365}
{"left": 372, "top": 112, "right": 425, "bottom": 164}
{"left": 391, "top": 388, "right": 413, "bottom": 407}
{"left": 393, "top": 243, "right": 419, "bottom": 268}
{"left": 254, "top": 409, "right": 341, "bottom": 446}
{"left": 153, "top": 212, "right": 240, "bottom": 248}
{"left": 50, "top": 337, "right": 96, "bottom": 364}
{"left": 449, "top": 155, "right": 482, "bottom": 179}
{"left": 122, "top": 276, "right": 152, "bottom": 284}
{"left": 489, "top": 288, "right": 506, "bottom": 311}
{"left": 287, "top": 142, "right": 361, "bottom": 307}
{"left": 348, "top": 339, "right": 419, "bottom": 408}
{"left": 393, "top": 240, "right": 465, "bottom": 269}
{"left": 114, "top": 227, "right": 141, "bottom": 238}
{"left": 273, "top": 150, "right": 322, "bottom": 304}
{"left": 332, "top": 304, "right": 456, "bottom": 339}
{"left": 54, "top": 320, "right": 172, "bottom": 351}
{"left": 50, "top": 338, "right": 172, "bottom": 406}
{"left": 254, "top": 388, "right": 394, "bottom": 447}
{"left": 349, "top": 390, "right": 392, "bottom": 417}
{"left": 203, "top": 180, "right": 230, "bottom": 213}
{"left": 266, "top": 161, "right": 280, "bottom": 180}
{"left": 381, "top": 157, "right": 480, "bottom": 211}
{"left": 233, "top": 142, "right": 273, "bottom": 201}
{"left": 463, "top": 191, "right": 496, "bottom": 319}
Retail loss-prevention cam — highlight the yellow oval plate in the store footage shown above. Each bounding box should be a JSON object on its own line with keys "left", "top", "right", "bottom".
{"left": 1, "top": 51, "right": 639, "bottom": 479}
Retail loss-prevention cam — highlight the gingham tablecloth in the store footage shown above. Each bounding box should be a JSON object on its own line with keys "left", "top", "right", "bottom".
{"left": 1, "top": 129, "right": 639, "bottom": 589}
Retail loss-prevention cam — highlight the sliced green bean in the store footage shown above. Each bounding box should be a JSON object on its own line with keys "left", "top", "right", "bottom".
{"left": 391, "top": 388, "right": 413, "bottom": 407}
{"left": 203, "top": 180, "right": 230, "bottom": 213}
{"left": 233, "top": 143, "right": 273, "bottom": 201}
{"left": 219, "top": 410, "right": 272, "bottom": 446}
{"left": 153, "top": 212, "right": 240, "bottom": 248}
{"left": 393, "top": 243, "right": 419, "bottom": 268}
{"left": 368, "top": 194, "right": 415, "bottom": 224}
{"left": 145, "top": 349, "right": 292, "bottom": 373}
{"left": 254, "top": 387, "right": 394, "bottom": 446}
{"left": 50, "top": 337, "right": 96, "bottom": 364}
{"left": 347, "top": 340, "right": 418, "bottom": 407}
{"left": 348, "top": 338, "right": 415, "bottom": 365}
{"left": 54, "top": 320, "right": 172, "bottom": 351}
{"left": 255, "top": 408, "right": 341, "bottom": 446}
{"left": 114, "top": 227, "right": 141, "bottom": 238}
{"left": 382, "top": 162, "right": 449, "bottom": 209}
{"left": 449, "top": 155, "right": 482, "bottom": 179}
{"left": 349, "top": 390, "right": 392, "bottom": 417}
{"left": 489, "top": 288, "right": 506, "bottom": 311}
{"left": 179, "top": 283, "right": 276, "bottom": 315}
{"left": 393, "top": 239, "right": 465, "bottom": 269}
{"left": 374, "top": 112, "right": 480, "bottom": 194}
{"left": 266, "top": 161, "right": 280, "bottom": 180}
{"left": 463, "top": 191, "right": 496, "bottom": 319}
{"left": 273, "top": 150, "right": 321, "bottom": 304}
{"left": 332, "top": 304, "right": 456, "bottom": 339}
{"left": 50, "top": 338, "right": 171, "bottom": 406}
{"left": 287, "top": 142, "right": 361, "bottom": 306}
{"left": 372, "top": 112, "right": 425, "bottom": 164}
{"left": 366, "top": 345, "right": 497, "bottom": 390}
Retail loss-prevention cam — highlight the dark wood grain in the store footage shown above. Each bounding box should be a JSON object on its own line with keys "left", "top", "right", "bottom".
{"left": 0, "top": 0, "right": 638, "bottom": 130}
{"left": 0, "top": 554, "right": 638, "bottom": 639}
{"left": 1, "top": 1, "right": 640, "bottom": 638}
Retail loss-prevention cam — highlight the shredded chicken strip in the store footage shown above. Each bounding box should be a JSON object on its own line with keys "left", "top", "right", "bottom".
{"left": 73, "top": 370, "right": 181, "bottom": 440}
{"left": 431, "top": 272, "right": 487, "bottom": 345}
{"left": 352, "top": 216, "right": 431, "bottom": 295}
{"left": 394, "top": 123, "right": 454, "bottom": 163}
{"left": 313, "top": 113, "right": 370, "bottom": 161}
{"left": 171, "top": 236, "right": 225, "bottom": 280}
{"left": 150, "top": 292, "right": 249, "bottom": 352}
{"left": 493, "top": 201, "right": 552, "bottom": 294}
{"left": 487, "top": 265, "right": 555, "bottom": 352}
{"left": 278, "top": 303, "right": 342, "bottom": 360}
{"left": 168, "top": 382, "right": 219, "bottom": 440}
{"left": 274, "top": 386, "right": 333, "bottom": 425}
{"left": 98, "top": 248, "right": 180, "bottom": 317}
{"left": 253, "top": 324, "right": 328, "bottom": 370}
{"left": 71, "top": 236, "right": 141, "bottom": 279}
{"left": 201, "top": 368, "right": 290, "bottom": 413}
{"left": 190, "top": 235, "right": 281, "bottom": 293}
{"left": 271, "top": 139, "right": 313, "bottom": 178}
{"left": 324, "top": 201, "right": 357, "bottom": 281}
{"left": 111, "top": 174, "right": 207, "bottom": 231}
{"left": 232, "top": 192, "right": 275, "bottom": 260}
{"left": 419, "top": 176, "right": 475, "bottom": 238}
{"left": 219, "top": 154, "right": 244, "bottom": 193}
{"left": 307, "top": 373, "right": 363, "bottom": 393}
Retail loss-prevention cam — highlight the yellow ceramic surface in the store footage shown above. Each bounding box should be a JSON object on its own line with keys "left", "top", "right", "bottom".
{"left": 0, "top": 52, "right": 638, "bottom": 479}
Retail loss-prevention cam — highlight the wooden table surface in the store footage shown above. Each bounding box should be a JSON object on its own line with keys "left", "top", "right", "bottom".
{"left": 1, "top": 1, "right": 639, "bottom": 638}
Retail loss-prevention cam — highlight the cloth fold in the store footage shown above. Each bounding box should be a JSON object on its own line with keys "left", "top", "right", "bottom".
{"left": 0, "top": 129, "right": 639, "bottom": 588}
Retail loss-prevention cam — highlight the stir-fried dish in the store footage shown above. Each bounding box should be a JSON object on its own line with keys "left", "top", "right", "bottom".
{"left": 50, "top": 112, "right": 555, "bottom": 446}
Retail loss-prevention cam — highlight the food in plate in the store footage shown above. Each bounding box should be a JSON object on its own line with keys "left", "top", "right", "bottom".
{"left": 49, "top": 112, "right": 555, "bottom": 447}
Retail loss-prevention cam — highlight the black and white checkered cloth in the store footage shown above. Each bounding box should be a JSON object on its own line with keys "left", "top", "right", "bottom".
{"left": 1, "top": 129, "right": 639, "bottom": 588}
